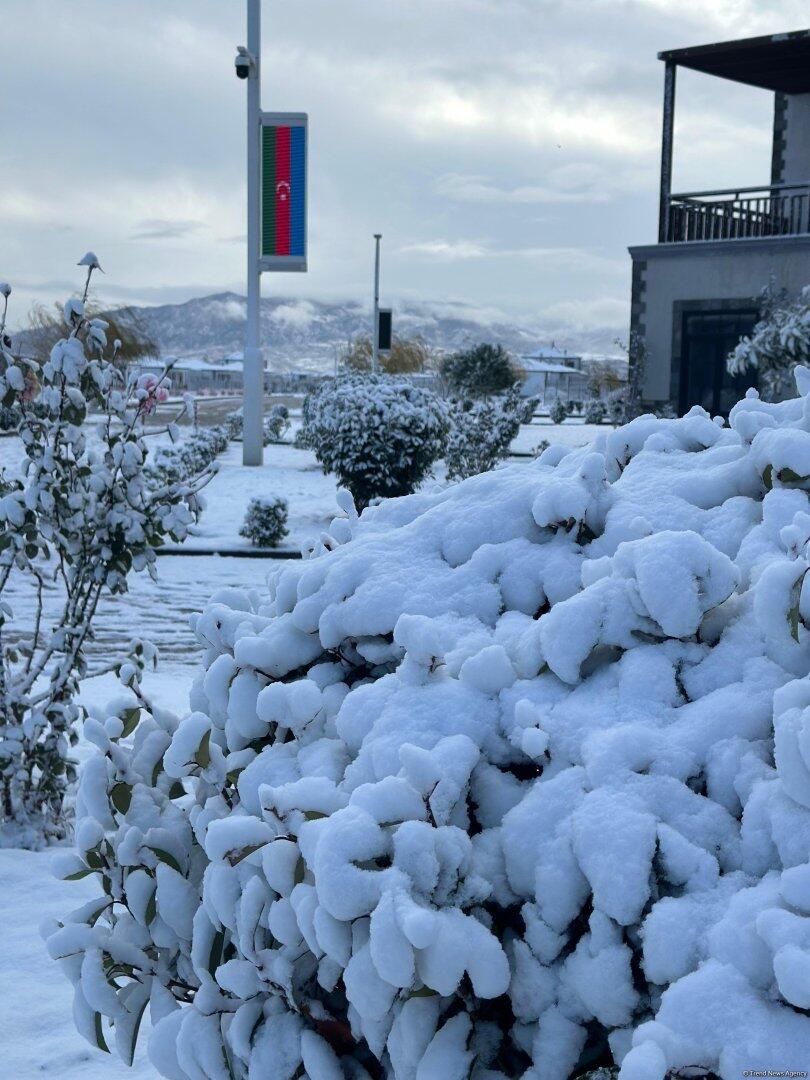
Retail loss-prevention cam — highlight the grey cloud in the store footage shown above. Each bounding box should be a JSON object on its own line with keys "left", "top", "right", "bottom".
{"left": 2, "top": 0, "right": 806, "bottom": 337}
{"left": 131, "top": 219, "right": 207, "bottom": 241}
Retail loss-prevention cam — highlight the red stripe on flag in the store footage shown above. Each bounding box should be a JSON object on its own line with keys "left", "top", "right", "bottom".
{"left": 275, "top": 126, "right": 291, "bottom": 256}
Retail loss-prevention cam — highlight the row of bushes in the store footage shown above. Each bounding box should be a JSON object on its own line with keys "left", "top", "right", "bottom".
{"left": 296, "top": 372, "right": 535, "bottom": 508}
{"left": 144, "top": 425, "right": 229, "bottom": 487}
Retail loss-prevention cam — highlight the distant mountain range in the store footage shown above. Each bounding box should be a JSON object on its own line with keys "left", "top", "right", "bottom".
{"left": 100, "top": 292, "right": 625, "bottom": 372}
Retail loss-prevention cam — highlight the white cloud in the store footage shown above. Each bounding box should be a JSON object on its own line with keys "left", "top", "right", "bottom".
{"left": 209, "top": 299, "right": 247, "bottom": 321}
{"left": 271, "top": 301, "right": 318, "bottom": 328}
{"left": 399, "top": 239, "right": 491, "bottom": 260}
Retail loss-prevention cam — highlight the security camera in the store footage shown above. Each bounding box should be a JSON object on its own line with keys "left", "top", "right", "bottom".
{"left": 235, "top": 46, "right": 253, "bottom": 79}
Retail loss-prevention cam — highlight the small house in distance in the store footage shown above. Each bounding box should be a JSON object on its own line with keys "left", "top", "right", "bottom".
{"left": 130, "top": 357, "right": 244, "bottom": 395}
{"left": 629, "top": 29, "right": 810, "bottom": 415}
{"left": 515, "top": 346, "right": 590, "bottom": 406}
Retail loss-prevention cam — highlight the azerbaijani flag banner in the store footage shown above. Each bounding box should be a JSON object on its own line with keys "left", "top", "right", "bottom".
{"left": 260, "top": 113, "right": 307, "bottom": 272}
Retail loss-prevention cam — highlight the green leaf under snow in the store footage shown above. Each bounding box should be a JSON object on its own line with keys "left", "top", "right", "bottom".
{"left": 119, "top": 707, "right": 140, "bottom": 739}
{"left": 146, "top": 846, "right": 183, "bottom": 874}
{"left": 110, "top": 781, "right": 132, "bottom": 814}
{"left": 228, "top": 842, "right": 270, "bottom": 866}
{"left": 195, "top": 729, "right": 212, "bottom": 769}
{"left": 208, "top": 927, "right": 225, "bottom": 977}
{"left": 94, "top": 1012, "right": 110, "bottom": 1054}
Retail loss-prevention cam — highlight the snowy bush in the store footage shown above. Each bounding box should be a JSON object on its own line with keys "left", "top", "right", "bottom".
{"left": 728, "top": 283, "right": 810, "bottom": 402}
{"left": 226, "top": 405, "right": 290, "bottom": 445}
{"left": 0, "top": 259, "right": 211, "bottom": 844}
{"left": 240, "top": 496, "right": 289, "bottom": 548}
{"left": 225, "top": 408, "right": 243, "bottom": 440}
{"left": 584, "top": 399, "right": 606, "bottom": 425}
{"left": 446, "top": 387, "right": 534, "bottom": 481}
{"left": 441, "top": 343, "right": 519, "bottom": 397}
{"left": 264, "top": 404, "right": 290, "bottom": 444}
{"left": 53, "top": 369, "right": 810, "bottom": 1078}
{"left": 549, "top": 399, "right": 568, "bottom": 425}
{"left": 145, "top": 425, "right": 228, "bottom": 488}
{"left": 298, "top": 372, "right": 449, "bottom": 507}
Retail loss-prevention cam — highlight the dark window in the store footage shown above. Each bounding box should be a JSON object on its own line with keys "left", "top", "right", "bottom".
{"left": 679, "top": 309, "right": 758, "bottom": 416}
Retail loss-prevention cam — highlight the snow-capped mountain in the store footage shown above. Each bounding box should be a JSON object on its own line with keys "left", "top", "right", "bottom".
{"left": 109, "top": 292, "right": 625, "bottom": 371}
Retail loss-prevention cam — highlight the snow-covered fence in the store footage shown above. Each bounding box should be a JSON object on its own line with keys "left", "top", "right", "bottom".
{"left": 49, "top": 372, "right": 810, "bottom": 1077}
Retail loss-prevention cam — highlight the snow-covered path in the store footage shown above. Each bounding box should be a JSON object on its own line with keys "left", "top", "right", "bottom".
{"left": 3, "top": 555, "right": 275, "bottom": 668}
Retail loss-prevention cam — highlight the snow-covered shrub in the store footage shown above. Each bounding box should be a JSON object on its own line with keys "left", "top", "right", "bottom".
{"left": 226, "top": 405, "right": 290, "bottom": 445}
{"left": 728, "top": 282, "right": 810, "bottom": 402}
{"left": 584, "top": 399, "right": 606, "bottom": 425}
{"left": 264, "top": 403, "right": 290, "bottom": 444}
{"left": 240, "top": 496, "right": 289, "bottom": 547}
{"left": 298, "top": 372, "right": 449, "bottom": 507}
{"left": 0, "top": 259, "right": 211, "bottom": 844}
{"left": 549, "top": 399, "right": 568, "bottom": 425}
{"left": 225, "top": 408, "right": 243, "bottom": 440}
{"left": 445, "top": 387, "right": 534, "bottom": 481}
{"left": 441, "top": 342, "right": 519, "bottom": 397}
{"left": 54, "top": 371, "right": 810, "bottom": 1078}
{"left": 145, "top": 425, "right": 228, "bottom": 488}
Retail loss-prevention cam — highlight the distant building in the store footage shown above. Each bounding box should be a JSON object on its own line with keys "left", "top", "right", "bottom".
{"left": 630, "top": 29, "right": 810, "bottom": 415}
{"left": 516, "top": 346, "right": 590, "bottom": 405}
{"left": 130, "top": 357, "right": 244, "bottom": 394}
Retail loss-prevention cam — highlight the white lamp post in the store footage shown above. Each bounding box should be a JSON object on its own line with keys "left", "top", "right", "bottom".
{"left": 239, "top": 0, "right": 264, "bottom": 466}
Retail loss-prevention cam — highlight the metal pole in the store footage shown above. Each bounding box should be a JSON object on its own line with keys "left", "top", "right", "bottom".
{"left": 658, "top": 60, "right": 676, "bottom": 244}
{"left": 243, "top": 0, "right": 263, "bottom": 465}
{"left": 372, "top": 233, "right": 382, "bottom": 372}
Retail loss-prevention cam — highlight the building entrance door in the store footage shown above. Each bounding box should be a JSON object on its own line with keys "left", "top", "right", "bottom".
{"left": 679, "top": 309, "right": 758, "bottom": 416}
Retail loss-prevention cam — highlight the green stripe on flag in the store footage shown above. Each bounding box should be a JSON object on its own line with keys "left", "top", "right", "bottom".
{"left": 262, "top": 126, "right": 277, "bottom": 256}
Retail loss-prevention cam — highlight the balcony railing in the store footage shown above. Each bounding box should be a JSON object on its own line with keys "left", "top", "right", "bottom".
{"left": 666, "top": 182, "right": 810, "bottom": 243}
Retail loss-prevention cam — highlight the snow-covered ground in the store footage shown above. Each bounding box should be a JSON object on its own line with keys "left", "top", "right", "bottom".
{"left": 0, "top": 846, "right": 157, "bottom": 1078}
{"left": 175, "top": 417, "right": 604, "bottom": 551}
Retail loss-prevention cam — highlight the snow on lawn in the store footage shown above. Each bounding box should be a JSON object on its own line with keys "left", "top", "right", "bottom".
{"left": 179, "top": 439, "right": 340, "bottom": 551}
{"left": 0, "top": 846, "right": 156, "bottom": 1078}
{"left": 179, "top": 421, "right": 604, "bottom": 551}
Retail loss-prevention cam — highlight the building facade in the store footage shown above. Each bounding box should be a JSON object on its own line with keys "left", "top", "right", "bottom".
{"left": 516, "top": 347, "right": 590, "bottom": 406}
{"left": 629, "top": 30, "right": 810, "bottom": 415}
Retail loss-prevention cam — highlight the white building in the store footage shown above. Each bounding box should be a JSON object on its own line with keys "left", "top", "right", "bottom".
{"left": 130, "top": 357, "right": 244, "bottom": 395}
{"left": 516, "top": 347, "right": 590, "bottom": 406}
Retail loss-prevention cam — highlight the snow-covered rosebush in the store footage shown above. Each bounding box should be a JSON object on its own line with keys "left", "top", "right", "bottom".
{"left": 728, "top": 283, "right": 810, "bottom": 402}
{"left": 549, "top": 399, "right": 568, "bottom": 425}
{"left": 52, "top": 370, "right": 810, "bottom": 1077}
{"left": 240, "top": 496, "right": 289, "bottom": 548}
{"left": 0, "top": 259, "right": 212, "bottom": 844}
{"left": 446, "top": 387, "right": 534, "bottom": 481}
{"left": 298, "top": 372, "right": 449, "bottom": 507}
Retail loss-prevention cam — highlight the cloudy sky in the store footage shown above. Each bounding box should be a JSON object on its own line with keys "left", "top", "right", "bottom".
{"left": 1, "top": 0, "right": 808, "bottom": 335}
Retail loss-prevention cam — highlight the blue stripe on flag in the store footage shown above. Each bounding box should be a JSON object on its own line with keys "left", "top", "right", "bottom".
{"left": 290, "top": 126, "right": 306, "bottom": 257}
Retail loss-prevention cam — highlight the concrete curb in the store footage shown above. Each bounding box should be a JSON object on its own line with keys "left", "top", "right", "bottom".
{"left": 156, "top": 547, "right": 302, "bottom": 559}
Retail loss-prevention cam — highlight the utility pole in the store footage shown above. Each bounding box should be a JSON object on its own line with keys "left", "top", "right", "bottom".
{"left": 372, "top": 233, "right": 382, "bottom": 372}
{"left": 242, "top": 0, "right": 263, "bottom": 465}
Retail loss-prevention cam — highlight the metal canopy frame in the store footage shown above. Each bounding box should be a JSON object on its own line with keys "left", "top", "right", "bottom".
{"left": 656, "top": 29, "right": 810, "bottom": 242}
{"left": 659, "top": 30, "right": 810, "bottom": 95}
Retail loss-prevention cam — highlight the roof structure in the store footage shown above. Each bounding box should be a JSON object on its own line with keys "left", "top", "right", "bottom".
{"left": 523, "top": 345, "right": 581, "bottom": 360}
{"left": 658, "top": 29, "right": 810, "bottom": 94}
{"left": 518, "top": 359, "right": 587, "bottom": 376}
